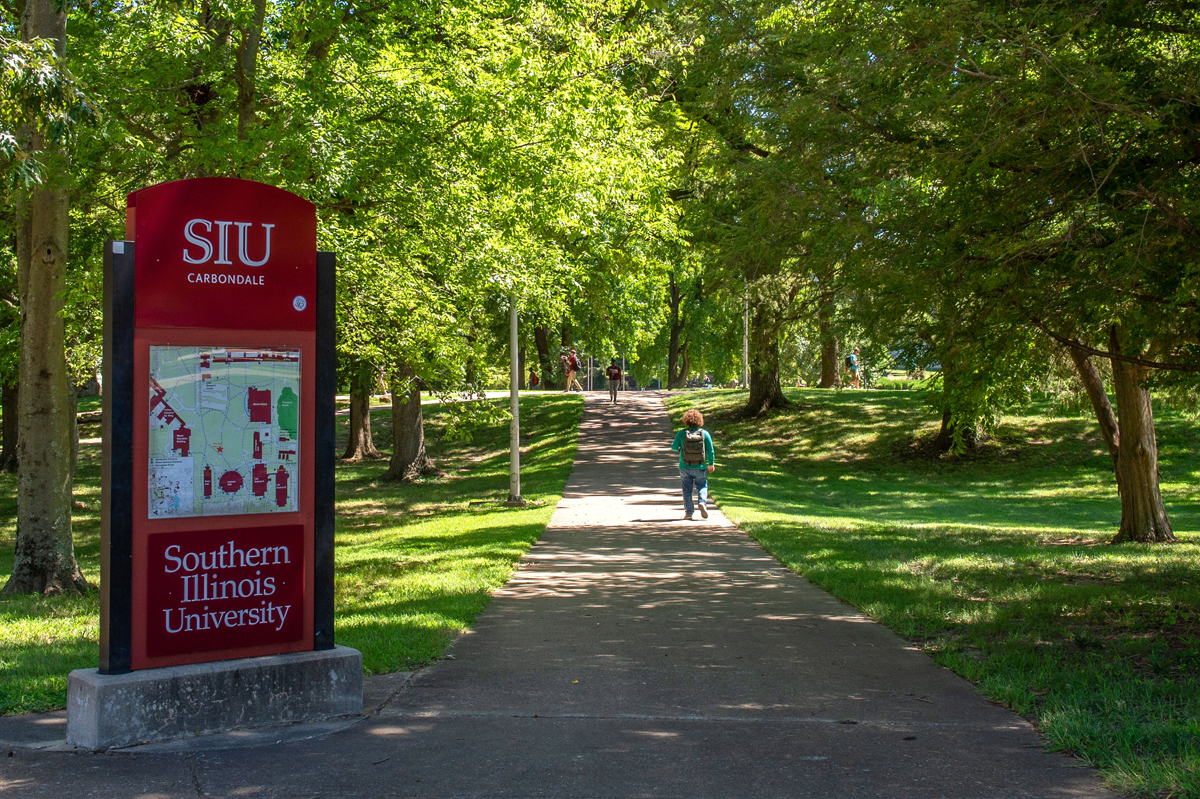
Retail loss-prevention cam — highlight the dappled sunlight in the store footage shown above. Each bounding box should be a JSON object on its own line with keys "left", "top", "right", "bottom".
{"left": 366, "top": 723, "right": 430, "bottom": 736}
{"left": 676, "top": 388, "right": 1200, "bottom": 539}
{"left": 0, "top": 394, "right": 584, "bottom": 709}
{"left": 330, "top": 394, "right": 586, "bottom": 675}
{"left": 661, "top": 389, "right": 1200, "bottom": 785}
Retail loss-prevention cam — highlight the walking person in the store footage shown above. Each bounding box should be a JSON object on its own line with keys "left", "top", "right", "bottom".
{"left": 671, "top": 408, "right": 715, "bottom": 521}
{"left": 605, "top": 358, "right": 622, "bottom": 403}
{"left": 565, "top": 349, "right": 585, "bottom": 392}
{"left": 845, "top": 347, "right": 861, "bottom": 389}
{"left": 529, "top": 366, "right": 540, "bottom": 390}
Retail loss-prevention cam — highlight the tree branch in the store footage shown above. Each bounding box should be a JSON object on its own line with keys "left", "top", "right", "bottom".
{"left": 1032, "top": 319, "right": 1200, "bottom": 373}
{"left": 699, "top": 113, "right": 773, "bottom": 157}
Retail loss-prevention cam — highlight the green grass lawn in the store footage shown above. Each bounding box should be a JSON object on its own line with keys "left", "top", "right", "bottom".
{"left": 0, "top": 393, "right": 582, "bottom": 714}
{"left": 666, "top": 388, "right": 1200, "bottom": 799}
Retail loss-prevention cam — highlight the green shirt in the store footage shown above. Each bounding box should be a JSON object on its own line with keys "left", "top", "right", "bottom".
{"left": 671, "top": 426, "right": 715, "bottom": 469}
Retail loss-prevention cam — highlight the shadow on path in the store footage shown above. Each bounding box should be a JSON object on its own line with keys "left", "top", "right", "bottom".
{"left": 0, "top": 393, "right": 1117, "bottom": 798}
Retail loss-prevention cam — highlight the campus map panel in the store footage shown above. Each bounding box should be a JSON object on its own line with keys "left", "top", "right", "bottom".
{"left": 148, "top": 346, "right": 300, "bottom": 518}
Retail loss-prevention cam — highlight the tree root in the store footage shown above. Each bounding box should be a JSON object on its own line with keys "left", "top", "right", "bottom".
{"left": 338, "top": 448, "right": 384, "bottom": 463}
{"left": 381, "top": 456, "right": 447, "bottom": 483}
{"left": 2, "top": 566, "right": 89, "bottom": 596}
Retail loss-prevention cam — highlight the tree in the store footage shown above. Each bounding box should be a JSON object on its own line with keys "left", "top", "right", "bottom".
{"left": 816, "top": 298, "right": 840, "bottom": 389}
{"left": 340, "top": 359, "right": 381, "bottom": 462}
{"left": 3, "top": 0, "right": 89, "bottom": 594}
{"left": 661, "top": 0, "right": 1200, "bottom": 540}
{"left": 665, "top": 271, "right": 692, "bottom": 388}
{"left": 863, "top": 0, "right": 1199, "bottom": 540}
{"left": 381, "top": 364, "right": 442, "bottom": 482}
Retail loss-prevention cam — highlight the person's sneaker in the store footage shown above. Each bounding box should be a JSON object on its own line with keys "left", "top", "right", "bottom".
{"left": 684, "top": 513, "right": 693, "bottom": 521}
{"left": 699, "top": 505, "right": 708, "bottom": 519}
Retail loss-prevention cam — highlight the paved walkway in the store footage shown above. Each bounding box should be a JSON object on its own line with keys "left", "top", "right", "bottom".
{"left": 2, "top": 393, "right": 1114, "bottom": 797}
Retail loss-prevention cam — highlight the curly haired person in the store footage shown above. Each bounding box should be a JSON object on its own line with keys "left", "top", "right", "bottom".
{"left": 670, "top": 408, "right": 715, "bottom": 520}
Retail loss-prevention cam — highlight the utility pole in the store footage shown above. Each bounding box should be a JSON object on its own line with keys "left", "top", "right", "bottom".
{"left": 742, "top": 281, "right": 749, "bottom": 388}
{"left": 505, "top": 293, "right": 525, "bottom": 506}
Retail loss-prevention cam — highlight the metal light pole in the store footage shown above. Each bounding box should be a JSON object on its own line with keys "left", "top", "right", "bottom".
{"left": 742, "top": 281, "right": 749, "bottom": 388}
{"left": 506, "top": 293, "right": 525, "bottom": 506}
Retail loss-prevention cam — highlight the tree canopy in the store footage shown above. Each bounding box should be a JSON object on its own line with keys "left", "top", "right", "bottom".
{"left": 2, "top": 0, "right": 1198, "bottom": 592}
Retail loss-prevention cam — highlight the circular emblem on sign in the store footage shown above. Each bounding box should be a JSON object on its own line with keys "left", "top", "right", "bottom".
{"left": 293, "top": 295, "right": 307, "bottom": 311}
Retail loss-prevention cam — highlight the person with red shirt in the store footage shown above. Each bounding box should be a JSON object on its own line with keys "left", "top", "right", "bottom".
{"left": 604, "top": 359, "right": 622, "bottom": 403}
{"left": 565, "top": 349, "right": 584, "bottom": 392}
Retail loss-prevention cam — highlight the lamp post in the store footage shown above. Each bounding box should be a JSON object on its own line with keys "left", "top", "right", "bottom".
{"left": 742, "top": 281, "right": 749, "bottom": 388}
{"left": 506, "top": 293, "right": 525, "bottom": 507}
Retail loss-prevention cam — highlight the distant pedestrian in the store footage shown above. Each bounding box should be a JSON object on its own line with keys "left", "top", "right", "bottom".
{"left": 529, "top": 366, "right": 539, "bottom": 389}
{"left": 605, "top": 358, "right": 622, "bottom": 403}
{"left": 671, "top": 408, "right": 715, "bottom": 521}
{"left": 565, "top": 349, "right": 585, "bottom": 392}
{"left": 845, "top": 347, "right": 860, "bottom": 389}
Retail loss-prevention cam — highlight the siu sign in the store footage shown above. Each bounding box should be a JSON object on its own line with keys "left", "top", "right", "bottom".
{"left": 101, "top": 177, "right": 336, "bottom": 673}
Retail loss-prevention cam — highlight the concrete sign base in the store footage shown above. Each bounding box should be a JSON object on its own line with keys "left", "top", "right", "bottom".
{"left": 66, "top": 645, "right": 362, "bottom": 750}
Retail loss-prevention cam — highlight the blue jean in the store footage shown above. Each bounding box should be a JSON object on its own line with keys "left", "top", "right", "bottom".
{"left": 680, "top": 468, "right": 708, "bottom": 515}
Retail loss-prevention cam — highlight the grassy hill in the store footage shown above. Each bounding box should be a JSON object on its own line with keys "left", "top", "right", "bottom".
{"left": 666, "top": 387, "right": 1200, "bottom": 799}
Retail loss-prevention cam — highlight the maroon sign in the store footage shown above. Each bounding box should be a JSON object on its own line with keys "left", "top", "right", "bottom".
{"left": 115, "top": 177, "right": 321, "bottom": 671}
{"left": 128, "top": 177, "right": 316, "bottom": 331}
{"left": 146, "top": 525, "right": 305, "bottom": 657}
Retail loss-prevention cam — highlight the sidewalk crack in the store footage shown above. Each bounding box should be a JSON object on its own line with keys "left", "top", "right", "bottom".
{"left": 187, "top": 753, "right": 204, "bottom": 797}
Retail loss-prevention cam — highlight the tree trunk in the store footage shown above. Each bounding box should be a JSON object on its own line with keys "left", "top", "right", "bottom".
{"left": 667, "top": 341, "right": 690, "bottom": 390}
{"left": 931, "top": 350, "right": 979, "bottom": 453}
{"left": 234, "top": 0, "right": 267, "bottom": 141}
{"left": 1065, "top": 344, "right": 1120, "bottom": 468}
{"left": 381, "top": 364, "right": 443, "bottom": 482}
{"left": 667, "top": 273, "right": 689, "bottom": 389}
{"left": 464, "top": 344, "right": 476, "bottom": 386}
{"left": 933, "top": 408, "right": 978, "bottom": 452}
{"left": 744, "top": 305, "right": 789, "bottom": 416}
{"left": 1107, "top": 328, "right": 1174, "bottom": 543}
{"left": 1, "top": 380, "right": 17, "bottom": 472}
{"left": 534, "top": 326, "right": 558, "bottom": 389}
{"left": 518, "top": 346, "right": 526, "bottom": 390}
{"left": 818, "top": 302, "right": 839, "bottom": 388}
{"left": 340, "top": 365, "right": 381, "bottom": 461}
{"left": 4, "top": 0, "right": 86, "bottom": 595}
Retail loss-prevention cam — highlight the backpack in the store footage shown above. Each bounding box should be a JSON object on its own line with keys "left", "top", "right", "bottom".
{"left": 682, "top": 428, "right": 706, "bottom": 467}
{"left": 844, "top": 355, "right": 854, "bottom": 368}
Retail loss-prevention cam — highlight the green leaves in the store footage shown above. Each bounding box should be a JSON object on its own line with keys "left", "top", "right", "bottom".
{"left": 0, "top": 35, "right": 97, "bottom": 190}
{"left": 46, "top": 0, "right": 679, "bottom": 388}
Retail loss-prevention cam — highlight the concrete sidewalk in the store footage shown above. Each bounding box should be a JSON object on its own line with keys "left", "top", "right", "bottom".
{"left": 1, "top": 393, "right": 1115, "bottom": 798}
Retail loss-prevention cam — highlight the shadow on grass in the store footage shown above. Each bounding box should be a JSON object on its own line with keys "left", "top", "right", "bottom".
{"left": 665, "top": 387, "right": 1200, "bottom": 798}
{"left": 0, "top": 393, "right": 584, "bottom": 714}
{"left": 328, "top": 394, "right": 583, "bottom": 675}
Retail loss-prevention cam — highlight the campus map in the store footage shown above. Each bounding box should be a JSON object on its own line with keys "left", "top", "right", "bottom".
{"left": 148, "top": 346, "right": 301, "bottom": 518}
